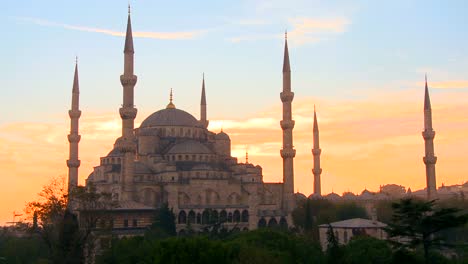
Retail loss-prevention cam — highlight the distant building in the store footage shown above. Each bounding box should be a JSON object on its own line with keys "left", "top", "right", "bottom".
{"left": 318, "top": 218, "right": 387, "bottom": 249}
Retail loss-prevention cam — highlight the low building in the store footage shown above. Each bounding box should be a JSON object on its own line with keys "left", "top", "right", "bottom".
{"left": 318, "top": 218, "right": 387, "bottom": 249}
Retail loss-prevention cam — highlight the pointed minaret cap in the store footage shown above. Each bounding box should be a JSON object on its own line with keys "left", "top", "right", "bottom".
{"left": 282, "top": 31, "right": 290, "bottom": 73}
{"left": 313, "top": 105, "right": 318, "bottom": 132}
{"left": 73, "top": 57, "right": 79, "bottom": 93}
{"left": 424, "top": 74, "right": 431, "bottom": 110}
{"left": 124, "top": 4, "right": 134, "bottom": 53}
{"left": 166, "top": 88, "right": 176, "bottom": 109}
{"left": 201, "top": 73, "right": 206, "bottom": 105}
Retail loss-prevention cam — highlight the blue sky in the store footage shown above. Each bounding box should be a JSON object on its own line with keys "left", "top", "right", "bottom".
{"left": 2, "top": 0, "right": 468, "bottom": 124}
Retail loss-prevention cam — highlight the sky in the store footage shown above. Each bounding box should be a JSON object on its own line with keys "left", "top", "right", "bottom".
{"left": 1, "top": 0, "right": 468, "bottom": 224}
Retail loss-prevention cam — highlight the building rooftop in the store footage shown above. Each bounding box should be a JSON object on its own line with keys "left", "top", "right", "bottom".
{"left": 319, "top": 218, "right": 386, "bottom": 229}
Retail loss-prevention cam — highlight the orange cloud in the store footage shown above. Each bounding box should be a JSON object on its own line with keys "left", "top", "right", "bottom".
{"left": 1, "top": 89, "right": 467, "bottom": 224}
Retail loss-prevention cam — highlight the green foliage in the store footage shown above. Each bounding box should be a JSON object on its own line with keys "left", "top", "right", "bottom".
{"left": 0, "top": 234, "right": 50, "bottom": 264}
{"left": 342, "top": 236, "right": 393, "bottom": 264}
{"left": 146, "top": 203, "right": 176, "bottom": 239}
{"left": 385, "top": 198, "right": 468, "bottom": 264}
{"left": 99, "top": 229, "right": 325, "bottom": 264}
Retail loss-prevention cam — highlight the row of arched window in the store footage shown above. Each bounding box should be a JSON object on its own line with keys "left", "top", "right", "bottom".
{"left": 164, "top": 154, "right": 216, "bottom": 162}
{"left": 257, "top": 217, "right": 288, "bottom": 228}
{"left": 178, "top": 209, "right": 249, "bottom": 225}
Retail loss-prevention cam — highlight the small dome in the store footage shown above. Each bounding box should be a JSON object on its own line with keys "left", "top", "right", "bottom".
{"left": 167, "top": 140, "right": 213, "bottom": 154}
{"left": 325, "top": 192, "right": 342, "bottom": 200}
{"left": 140, "top": 108, "right": 200, "bottom": 128}
{"left": 215, "top": 131, "right": 230, "bottom": 140}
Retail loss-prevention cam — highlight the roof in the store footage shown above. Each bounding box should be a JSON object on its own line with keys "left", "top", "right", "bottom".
{"left": 319, "top": 218, "right": 387, "bottom": 229}
{"left": 167, "top": 140, "right": 213, "bottom": 154}
{"left": 140, "top": 108, "right": 200, "bottom": 128}
{"left": 215, "top": 131, "right": 230, "bottom": 140}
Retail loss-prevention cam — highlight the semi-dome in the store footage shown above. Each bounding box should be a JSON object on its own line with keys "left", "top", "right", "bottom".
{"left": 167, "top": 140, "right": 213, "bottom": 154}
{"left": 215, "top": 131, "right": 230, "bottom": 140}
{"left": 140, "top": 108, "right": 200, "bottom": 128}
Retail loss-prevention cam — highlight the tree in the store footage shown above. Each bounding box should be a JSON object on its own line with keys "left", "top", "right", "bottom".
{"left": 24, "top": 176, "right": 117, "bottom": 263}
{"left": 146, "top": 203, "right": 176, "bottom": 238}
{"left": 384, "top": 198, "right": 468, "bottom": 264}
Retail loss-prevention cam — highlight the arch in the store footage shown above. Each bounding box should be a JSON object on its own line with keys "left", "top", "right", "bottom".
{"left": 279, "top": 217, "right": 288, "bottom": 229}
{"left": 196, "top": 213, "right": 201, "bottom": 224}
{"left": 258, "top": 218, "right": 266, "bottom": 228}
{"left": 233, "top": 210, "right": 241, "bottom": 223}
{"left": 202, "top": 210, "right": 210, "bottom": 224}
{"left": 220, "top": 210, "right": 227, "bottom": 223}
{"left": 205, "top": 189, "right": 220, "bottom": 205}
{"left": 211, "top": 210, "right": 219, "bottom": 223}
{"left": 188, "top": 210, "right": 196, "bottom": 224}
{"left": 241, "top": 210, "right": 249, "bottom": 222}
{"left": 178, "top": 210, "right": 187, "bottom": 224}
{"left": 267, "top": 218, "right": 278, "bottom": 227}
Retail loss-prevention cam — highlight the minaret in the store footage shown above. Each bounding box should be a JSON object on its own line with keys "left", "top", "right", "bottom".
{"left": 116, "top": 5, "right": 138, "bottom": 200}
{"left": 312, "top": 106, "right": 322, "bottom": 196}
{"left": 200, "top": 74, "right": 209, "bottom": 128}
{"left": 67, "top": 58, "right": 81, "bottom": 195}
{"left": 422, "top": 75, "right": 437, "bottom": 199}
{"left": 280, "top": 32, "right": 296, "bottom": 212}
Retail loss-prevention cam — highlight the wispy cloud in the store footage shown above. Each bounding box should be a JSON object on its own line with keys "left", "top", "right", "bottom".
{"left": 429, "top": 81, "right": 468, "bottom": 89}
{"left": 14, "top": 16, "right": 206, "bottom": 40}
{"left": 288, "top": 17, "right": 350, "bottom": 45}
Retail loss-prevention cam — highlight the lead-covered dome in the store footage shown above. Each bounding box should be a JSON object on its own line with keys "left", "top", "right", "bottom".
{"left": 140, "top": 108, "right": 200, "bottom": 128}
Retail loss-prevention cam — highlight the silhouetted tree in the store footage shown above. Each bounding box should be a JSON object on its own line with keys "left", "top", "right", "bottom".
{"left": 384, "top": 198, "right": 468, "bottom": 264}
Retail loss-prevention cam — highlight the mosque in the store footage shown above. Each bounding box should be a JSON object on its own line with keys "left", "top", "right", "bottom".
{"left": 66, "top": 8, "right": 306, "bottom": 233}
{"left": 66, "top": 8, "right": 438, "bottom": 234}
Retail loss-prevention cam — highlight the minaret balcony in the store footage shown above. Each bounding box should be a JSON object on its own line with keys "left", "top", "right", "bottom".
{"left": 120, "top": 107, "right": 138, "bottom": 119}
{"left": 67, "top": 159, "right": 81, "bottom": 168}
{"left": 67, "top": 134, "right": 81, "bottom": 143}
{"left": 422, "top": 130, "right": 435, "bottom": 140}
{"left": 280, "top": 148, "right": 296, "bottom": 158}
{"left": 280, "top": 91, "right": 294, "bottom": 102}
{"left": 120, "top": 75, "right": 137, "bottom": 86}
{"left": 423, "top": 156, "right": 437, "bottom": 165}
{"left": 312, "top": 168, "right": 322, "bottom": 175}
{"left": 68, "top": 110, "right": 82, "bottom": 118}
{"left": 280, "top": 120, "right": 295, "bottom": 130}
{"left": 312, "top": 148, "right": 321, "bottom": 155}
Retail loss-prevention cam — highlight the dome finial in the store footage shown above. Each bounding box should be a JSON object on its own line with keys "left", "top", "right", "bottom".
{"left": 166, "top": 88, "right": 176, "bottom": 109}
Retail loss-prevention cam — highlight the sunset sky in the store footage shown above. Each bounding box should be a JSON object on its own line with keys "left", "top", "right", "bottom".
{"left": 1, "top": 0, "right": 468, "bottom": 224}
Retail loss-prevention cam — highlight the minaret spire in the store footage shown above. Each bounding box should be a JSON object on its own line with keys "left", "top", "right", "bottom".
{"left": 67, "top": 59, "right": 81, "bottom": 197}
{"left": 116, "top": 6, "right": 138, "bottom": 200}
{"left": 312, "top": 105, "right": 322, "bottom": 196}
{"left": 200, "top": 73, "right": 209, "bottom": 128}
{"left": 280, "top": 33, "right": 295, "bottom": 213}
{"left": 422, "top": 75, "right": 437, "bottom": 199}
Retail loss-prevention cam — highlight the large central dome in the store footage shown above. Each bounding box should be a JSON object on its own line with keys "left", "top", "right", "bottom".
{"left": 140, "top": 108, "right": 200, "bottom": 128}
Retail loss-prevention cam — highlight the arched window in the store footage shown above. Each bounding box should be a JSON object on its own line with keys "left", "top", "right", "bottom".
{"left": 211, "top": 210, "right": 219, "bottom": 223}
{"left": 268, "top": 218, "right": 278, "bottom": 227}
{"left": 178, "top": 210, "right": 187, "bottom": 224}
{"left": 220, "top": 210, "right": 227, "bottom": 222}
{"left": 233, "top": 210, "right": 241, "bottom": 223}
{"left": 258, "top": 218, "right": 266, "bottom": 228}
{"left": 188, "top": 210, "right": 196, "bottom": 224}
{"left": 279, "top": 217, "right": 288, "bottom": 229}
{"left": 202, "top": 210, "right": 210, "bottom": 225}
{"left": 241, "top": 210, "right": 249, "bottom": 222}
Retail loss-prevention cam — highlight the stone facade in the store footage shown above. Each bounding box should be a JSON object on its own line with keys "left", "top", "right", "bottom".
{"left": 78, "top": 9, "right": 292, "bottom": 233}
